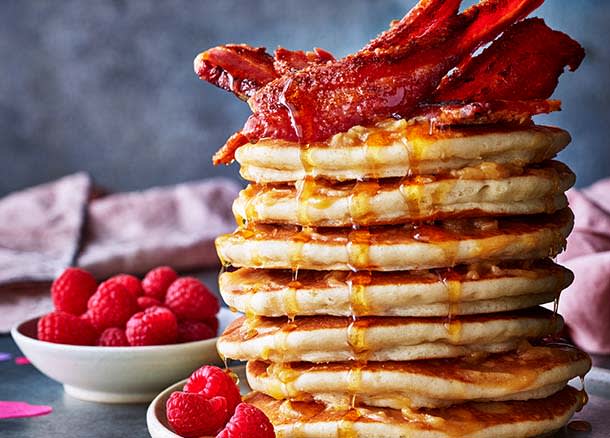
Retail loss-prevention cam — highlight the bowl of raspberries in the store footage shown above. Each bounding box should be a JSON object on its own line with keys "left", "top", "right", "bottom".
{"left": 147, "top": 365, "right": 275, "bottom": 438}
{"left": 11, "top": 266, "right": 234, "bottom": 403}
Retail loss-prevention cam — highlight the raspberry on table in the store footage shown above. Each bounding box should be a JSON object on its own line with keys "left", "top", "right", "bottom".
{"left": 142, "top": 266, "right": 178, "bottom": 300}
{"left": 137, "top": 296, "right": 163, "bottom": 310}
{"left": 165, "top": 277, "right": 219, "bottom": 321}
{"left": 166, "top": 392, "right": 228, "bottom": 437}
{"left": 177, "top": 320, "right": 215, "bottom": 343}
{"left": 37, "top": 311, "right": 97, "bottom": 346}
{"left": 125, "top": 306, "right": 178, "bottom": 346}
{"left": 51, "top": 267, "right": 98, "bottom": 315}
{"left": 216, "top": 402, "right": 275, "bottom": 438}
{"left": 97, "top": 327, "right": 129, "bottom": 347}
{"left": 104, "top": 274, "right": 143, "bottom": 298}
{"left": 183, "top": 366, "right": 241, "bottom": 416}
{"left": 87, "top": 282, "right": 137, "bottom": 331}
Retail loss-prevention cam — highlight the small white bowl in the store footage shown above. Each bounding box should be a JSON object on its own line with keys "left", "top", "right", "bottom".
{"left": 11, "top": 307, "right": 239, "bottom": 404}
{"left": 146, "top": 365, "right": 248, "bottom": 438}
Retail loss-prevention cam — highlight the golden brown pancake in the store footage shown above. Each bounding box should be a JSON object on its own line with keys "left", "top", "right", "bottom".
{"left": 236, "top": 120, "right": 570, "bottom": 183}
{"left": 216, "top": 209, "right": 573, "bottom": 271}
{"left": 220, "top": 260, "right": 572, "bottom": 317}
{"left": 245, "top": 386, "right": 584, "bottom": 438}
{"left": 234, "top": 161, "right": 574, "bottom": 226}
{"left": 217, "top": 307, "right": 563, "bottom": 363}
{"left": 246, "top": 345, "right": 591, "bottom": 409}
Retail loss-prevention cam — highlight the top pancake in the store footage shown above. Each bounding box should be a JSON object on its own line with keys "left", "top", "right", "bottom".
{"left": 235, "top": 119, "right": 570, "bottom": 183}
{"left": 234, "top": 161, "right": 574, "bottom": 226}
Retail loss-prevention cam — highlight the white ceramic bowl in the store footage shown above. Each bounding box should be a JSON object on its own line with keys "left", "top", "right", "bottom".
{"left": 146, "top": 365, "right": 248, "bottom": 438}
{"left": 11, "top": 307, "right": 238, "bottom": 404}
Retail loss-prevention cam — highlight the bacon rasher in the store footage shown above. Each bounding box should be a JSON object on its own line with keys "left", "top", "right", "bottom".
{"left": 194, "top": 0, "right": 584, "bottom": 165}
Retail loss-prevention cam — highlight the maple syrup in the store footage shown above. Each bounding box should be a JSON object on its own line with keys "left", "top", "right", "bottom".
{"left": 441, "top": 273, "right": 463, "bottom": 342}
{"left": 337, "top": 408, "right": 361, "bottom": 438}
{"left": 399, "top": 175, "right": 426, "bottom": 217}
{"left": 347, "top": 318, "right": 370, "bottom": 361}
{"left": 347, "top": 228, "right": 372, "bottom": 271}
{"left": 283, "top": 282, "right": 300, "bottom": 321}
{"left": 348, "top": 180, "right": 380, "bottom": 224}
{"left": 299, "top": 144, "right": 315, "bottom": 176}
{"left": 346, "top": 271, "right": 373, "bottom": 316}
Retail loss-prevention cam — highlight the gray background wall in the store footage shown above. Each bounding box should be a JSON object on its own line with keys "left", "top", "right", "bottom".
{"left": 1, "top": 0, "right": 608, "bottom": 196}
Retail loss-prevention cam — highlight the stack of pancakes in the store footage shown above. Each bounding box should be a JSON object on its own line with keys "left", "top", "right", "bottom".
{"left": 215, "top": 118, "right": 592, "bottom": 437}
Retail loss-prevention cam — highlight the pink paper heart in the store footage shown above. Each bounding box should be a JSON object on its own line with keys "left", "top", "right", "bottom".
{"left": 0, "top": 401, "right": 53, "bottom": 419}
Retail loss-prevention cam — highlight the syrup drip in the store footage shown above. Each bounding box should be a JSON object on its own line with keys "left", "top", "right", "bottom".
{"left": 346, "top": 271, "right": 373, "bottom": 316}
{"left": 299, "top": 144, "right": 315, "bottom": 177}
{"left": 347, "top": 364, "right": 363, "bottom": 409}
{"left": 337, "top": 408, "right": 361, "bottom": 438}
{"left": 284, "top": 280, "right": 300, "bottom": 321}
{"left": 441, "top": 272, "right": 463, "bottom": 343}
{"left": 297, "top": 176, "right": 317, "bottom": 225}
{"left": 399, "top": 175, "right": 426, "bottom": 218}
{"left": 348, "top": 180, "right": 380, "bottom": 225}
{"left": 347, "top": 228, "right": 372, "bottom": 272}
{"left": 290, "top": 227, "right": 313, "bottom": 270}
{"left": 347, "top": 318, "right": 371, "bottom": 361}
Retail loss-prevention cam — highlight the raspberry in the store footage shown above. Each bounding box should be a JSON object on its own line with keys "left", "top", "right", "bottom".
{"left": 104, "top": 274, "right": 143, "bottom": 298}
{"left": 137, "top": 296, "right": 163, "bottom": 310}
{"left": 165, "top": 277, "right": 219, "bottom": 321}
{"left": 51, "top": 267, "right": 98, "bottom": 315}
{"left": 125, "top": 306, "right": 177, "bottom": 346}
{"left": 184, "top": 366, "right": 241, "bottom": 416}
{"left": 142, "top": 266, "right": 177, "bottom": 300}
{"left": 97, "top": 327, "right": 129, "bottom": 347}
{"left": 217, "top": 403, "right": 275, "bottom": 438}
{"left": 37, "top": 311, "right": 96, "bottom": 346}
{"left": 177, "top": 320, "right": 215, "bottom": 343}
{"left": 166, "top": 392, "right": 228, "bottom": 437}
{"left": 87, "top": 282, "right": 137, "bottom": 331}
{"left": 201, "top": 315, "right": 219, "bottom": 335}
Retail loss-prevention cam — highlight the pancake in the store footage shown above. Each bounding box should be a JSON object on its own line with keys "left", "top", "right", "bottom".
{"left": 235, "top": 119, "right": 570, "bottom": 183}
{"left": 217, "top": 307, "right": 562, "bottom": 363}
{"left": 216, "top": 209, "right": 573, "bottom": 271}
{"left": 234, "top": 161, "right": 574, "bottom": 226}
{"left": 245, "top": 386, "right": 584, "bottom": 438}
{"left": 247, "top": 345, "right": 591, "bottom": 409}
{"left": 220, "top": 260, "right": 572, "bottom": 317}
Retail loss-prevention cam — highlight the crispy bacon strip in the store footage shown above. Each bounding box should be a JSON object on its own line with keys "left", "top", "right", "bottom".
{"left": 213, "top": 0, "right": 544, "bottom": 164}
{"left": 194, "top": 44, "right": 278, "bottom": 100}
{"left": 273, "top": 47, "right": 335, "bottom": 75}
{"left": 415, "top": 100, "right": 561, "bottom": 126}
{"left": 364, "top": 0, "right": 461, "bottom": 51}
{"left": 436, "top": 18, "right": 585, "bottom": 102}
{"left": 195, "top": 45, "right": 334, "bottom": 100}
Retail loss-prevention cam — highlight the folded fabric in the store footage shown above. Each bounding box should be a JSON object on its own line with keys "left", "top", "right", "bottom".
{"left": 558, "top": 178, "right": 610, "bottom": 354}
{"left": 0, "top": 173, "right": 90, "bottom": 285}
{"left": 78, "top": 178, "right": 240, "bottom": 278}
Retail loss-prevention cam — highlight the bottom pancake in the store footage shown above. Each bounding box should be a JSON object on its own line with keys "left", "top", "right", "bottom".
{"left": 246, "top": 345, "right": 591, "bottom": 409}
{"left": 246, "top": 386, "right": 585, "bottom": 438}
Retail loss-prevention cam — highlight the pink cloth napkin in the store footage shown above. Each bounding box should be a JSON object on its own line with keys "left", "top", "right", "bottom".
{"left": 0, "top": 175, "right": 239, "bottom": 332}
{"left": 558, "top": 178, "right": 610, "bottom": 354}
{"left": 0, "top": 173, "right": 90, "bottom": 284}
{"left": 78, "top": 178, "right": 239, "bottom": 278}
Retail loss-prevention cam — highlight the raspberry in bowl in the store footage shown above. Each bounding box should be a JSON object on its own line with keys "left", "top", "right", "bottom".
{"left": 11, "top": 267, "right": 238, "bottom": 403}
